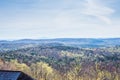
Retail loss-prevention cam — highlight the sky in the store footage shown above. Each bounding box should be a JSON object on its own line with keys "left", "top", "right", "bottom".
{"left": 0, "top": 0, "right": 120, "bottom": 40}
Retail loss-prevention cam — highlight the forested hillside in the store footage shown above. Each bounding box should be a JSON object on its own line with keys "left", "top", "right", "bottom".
{"left": 0, "top": 39, "right": 120, "bottom": 80}
{"left": 1, "top": 38, "right": 120, "bottom": 51}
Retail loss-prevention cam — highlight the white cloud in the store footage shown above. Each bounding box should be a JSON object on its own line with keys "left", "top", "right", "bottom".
{"left": 82, "top": 0, "right": 115, "bottom": 24}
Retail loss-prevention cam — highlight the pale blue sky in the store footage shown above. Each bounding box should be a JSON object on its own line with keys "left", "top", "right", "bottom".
{"left": 0, "top": 0, "right": 120, "bottom": 40}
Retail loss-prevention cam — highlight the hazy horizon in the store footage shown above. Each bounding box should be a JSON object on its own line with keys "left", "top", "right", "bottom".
{"left": 0, "top": 37, "right": 120, "bottom": 41}
{"left": 0, "top": 0, "right": 120, "bottom": 40}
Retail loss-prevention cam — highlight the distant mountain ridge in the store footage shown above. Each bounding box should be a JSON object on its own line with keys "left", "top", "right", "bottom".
{"left": 2, "top": 38, "right": 120, "bottom": 45}
{"left": 1, "top": 38, "right": 120, "bottom": 43}
{"left": 0, "top": 38, "right": 120, "bottom": 51}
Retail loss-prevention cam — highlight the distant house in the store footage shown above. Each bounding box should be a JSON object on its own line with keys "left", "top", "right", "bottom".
{"left": 0, "top": 70, "right": 34, "bottom": 80}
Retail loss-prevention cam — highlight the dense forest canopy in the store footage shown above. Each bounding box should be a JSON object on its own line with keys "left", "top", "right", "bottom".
{"left": 0, "top": 38, "right": 120, "bottom": 80}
